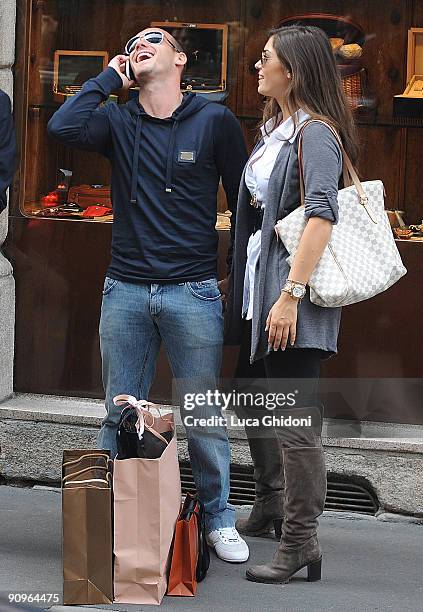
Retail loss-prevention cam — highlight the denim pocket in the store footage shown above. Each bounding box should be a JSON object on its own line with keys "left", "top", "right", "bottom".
{"left": 102, "top": 276, "right": 118, "bottom": 295}
{"left": 187, "top": 278, "right": 221, "bottom": 301}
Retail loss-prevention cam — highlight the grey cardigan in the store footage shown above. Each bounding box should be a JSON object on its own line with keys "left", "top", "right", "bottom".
{"left": 225, "top": 121, "right": 343, "bottom": 363}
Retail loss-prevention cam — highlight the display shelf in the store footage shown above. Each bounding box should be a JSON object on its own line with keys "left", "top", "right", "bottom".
{"left": 22, "top": 202, "right": 231, "bottom": 229}
{"left": 23, "top": 201, "right": 113, "bottom": 222}
{"left": 237, "top": 112, "right": 423, "bottom": 129}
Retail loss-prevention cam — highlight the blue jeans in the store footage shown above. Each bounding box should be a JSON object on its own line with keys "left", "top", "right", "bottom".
{"left": 98, "top": 277, "right": 235, "bottom": 531}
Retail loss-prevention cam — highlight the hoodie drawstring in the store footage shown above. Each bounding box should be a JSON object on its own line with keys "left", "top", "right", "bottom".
{"left": 165, "top": 121, "right": 179, "bottom": 193}
{"left": 130, "top": 116, "right": 142, "bottom": 204}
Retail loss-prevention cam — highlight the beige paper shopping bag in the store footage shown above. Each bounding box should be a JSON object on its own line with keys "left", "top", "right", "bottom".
{"left": 62, "top": 450, "right": 113, "bottom": 605}
{"left": 113, "top": 427, "right": 181, "bottom": 604}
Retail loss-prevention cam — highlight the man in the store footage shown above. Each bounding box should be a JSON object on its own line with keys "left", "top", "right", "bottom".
{"left": 48, "top": 28, "right": 249, "bottom": 562}
{"left": 0, "top": 89, "right": 16, "bottom": 213}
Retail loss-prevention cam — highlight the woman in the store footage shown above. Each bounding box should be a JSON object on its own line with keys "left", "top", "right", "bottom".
{"left": 226, "top": 25, "right": 358, "bottom": 583}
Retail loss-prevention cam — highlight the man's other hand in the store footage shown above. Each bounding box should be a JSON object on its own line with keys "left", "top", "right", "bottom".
{"left": 218, "top": 276, "right": 230, "bottom": 311}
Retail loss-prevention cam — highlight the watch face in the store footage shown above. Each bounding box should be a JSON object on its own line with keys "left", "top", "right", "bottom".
{"left": 292, "top": 286, "right": 305, "bottom": 298}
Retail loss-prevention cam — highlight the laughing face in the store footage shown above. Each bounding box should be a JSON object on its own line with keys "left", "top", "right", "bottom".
{"left": 128, "top": 28, "right": 186, "bottom": 82}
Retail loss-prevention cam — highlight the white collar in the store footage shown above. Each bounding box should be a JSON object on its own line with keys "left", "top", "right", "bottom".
{"left": 261, "top": 109, "right": 310, "bottom": 144}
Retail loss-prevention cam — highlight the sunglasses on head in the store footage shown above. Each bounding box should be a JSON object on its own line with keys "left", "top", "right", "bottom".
{"left": 124, "top": 30, "right": 182, "bottom": 55}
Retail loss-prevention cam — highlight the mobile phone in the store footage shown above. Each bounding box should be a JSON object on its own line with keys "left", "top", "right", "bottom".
{"left": 125, "top": 57, "right": 135, "bottom": 82}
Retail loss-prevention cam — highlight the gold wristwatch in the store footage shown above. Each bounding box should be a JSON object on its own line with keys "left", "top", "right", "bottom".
{"left": 282, "top": 280, "right": 306, "bottom": 300}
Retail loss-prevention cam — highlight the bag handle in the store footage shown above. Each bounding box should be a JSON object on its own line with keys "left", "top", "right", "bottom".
{"left": 192, "top": 496, "right": 210, "bottom": 583}
{"left": 134, "top": 409, "right": 171, "bottom": 446}
{"left": 113, "top": 394, "right": 172, "bottom": 422}
{"left": 63, "top": 477, "right": 111, "bottom": 488}
{"left": 114, "top": 394, "right": 173, "bottom": 446}
{"left": 298, "top": 119, "right": 371, "bottom": 212}
{"left": 62, "top": 453, "right": 112, "bottom": 470}
{"left": 62, "top": 465, "right": 111, "bottom": 485}
{"left": 118, "top": 407, "right": 171, "bottom": 447}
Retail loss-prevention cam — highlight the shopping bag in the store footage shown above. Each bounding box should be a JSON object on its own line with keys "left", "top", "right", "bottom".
{"left": 114, "top": 395, "right": 173, "bottom": 459}
{"left": 167, "top": 493, "right": 210, "bottom": 597}
{"left": 61, "top": 450, "right": 113, "bottom": 605}
{"left": 113, "top": 396, "right": 182, "bottom": 605}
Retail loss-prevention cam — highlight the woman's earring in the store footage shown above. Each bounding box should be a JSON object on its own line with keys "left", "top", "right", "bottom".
{"left": 287, "top": 72, "right": 291, "bottom": 79}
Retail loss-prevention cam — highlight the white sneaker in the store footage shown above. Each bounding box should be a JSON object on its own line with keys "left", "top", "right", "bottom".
{"left": 206, "top": 527, "right": 250, "bottom": 563}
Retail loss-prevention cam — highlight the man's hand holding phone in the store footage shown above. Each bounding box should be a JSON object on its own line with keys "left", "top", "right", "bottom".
{"left": 108, "top": 54, "right": 135, "bottom": 89}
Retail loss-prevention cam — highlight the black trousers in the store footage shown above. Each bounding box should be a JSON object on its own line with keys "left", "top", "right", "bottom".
{"left": 235, "top": 320, "right": 323, "bottom": 382}
{"left": 234, "top": 321, "right": 325, "bottom": 447}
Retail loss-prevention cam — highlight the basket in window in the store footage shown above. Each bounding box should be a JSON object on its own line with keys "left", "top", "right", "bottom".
{"left": 278, "top": 13, "right": 378, "bottom": 115}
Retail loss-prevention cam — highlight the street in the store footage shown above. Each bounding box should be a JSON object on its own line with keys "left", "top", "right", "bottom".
{"left": 0, "top": 485, "right": 422, "bottom": 612}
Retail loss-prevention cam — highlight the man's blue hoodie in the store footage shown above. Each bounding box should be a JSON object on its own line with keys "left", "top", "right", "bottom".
{"left": 48, "top": 68, "right": 247, "bottom": 283}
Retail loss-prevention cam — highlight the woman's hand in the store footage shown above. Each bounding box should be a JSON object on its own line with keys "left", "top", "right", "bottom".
{"left": 266, "top": 217, "right": 332, "bottom": 351}
{"left": 266, "top": 292, "right": 299, "bottom": 351}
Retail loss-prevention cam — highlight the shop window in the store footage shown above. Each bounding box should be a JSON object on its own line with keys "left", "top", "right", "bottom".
{"left": 21, "top": 0, "right": 230, "bottom": 226}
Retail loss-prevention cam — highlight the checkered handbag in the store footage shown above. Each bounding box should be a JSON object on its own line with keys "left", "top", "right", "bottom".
{"left": 275, "top": 120, "right": 407, "bottom": 307}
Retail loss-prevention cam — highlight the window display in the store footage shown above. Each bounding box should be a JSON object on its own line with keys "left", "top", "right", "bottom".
{"left": 278, "top": 14, "right": 378, "bottom": 116}
{"left": 53, "top": 51, "right": 109, "bottom": 101}
{"left": 20, "top": 2, "right": 230, "bottom": 224}
{"left": 151, "top": 22, "right": 228, "bottom": 93}
{"left": 393, "top": 28, "right": 423, "bottom": 120}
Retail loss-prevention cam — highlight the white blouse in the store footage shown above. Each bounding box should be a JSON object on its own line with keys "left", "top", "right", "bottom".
{"left": 242, "top": 109, "right": 310, "bottom": 320}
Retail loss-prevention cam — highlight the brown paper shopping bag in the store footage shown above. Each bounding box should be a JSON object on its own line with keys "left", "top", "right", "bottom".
{"left": 61, "top": 450, "right": 113, "bottom": 605}
{"left": 113, "top": 398, "right": 181, "bottom": 605}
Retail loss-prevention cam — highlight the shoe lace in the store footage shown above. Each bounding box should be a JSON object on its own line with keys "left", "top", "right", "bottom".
{"left": 218, "top": 527, "right": 241, "bottom": 543}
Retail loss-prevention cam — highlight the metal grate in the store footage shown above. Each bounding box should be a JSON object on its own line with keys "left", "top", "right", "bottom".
{"left": 325, "top": 478, "right": 378, "bottom": 515}
{"left": 179, "top": 463, "right": 378, "bottom": 516}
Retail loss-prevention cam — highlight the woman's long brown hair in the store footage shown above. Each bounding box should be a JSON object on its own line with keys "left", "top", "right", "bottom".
{"left": 260, "top": 25, "right": 359, "bottom": 164}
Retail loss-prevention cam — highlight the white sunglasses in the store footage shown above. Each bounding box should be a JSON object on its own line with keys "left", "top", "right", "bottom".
{"left": 124, "top": 31, "right": 182, "bottom": 55}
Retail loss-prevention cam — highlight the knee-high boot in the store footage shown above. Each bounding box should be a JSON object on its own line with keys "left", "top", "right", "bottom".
{"left": 236, "top": 425, "right": 284, "bottom": 538}
{"left": 246, "top": 440, "right": 326, "bottom": 583}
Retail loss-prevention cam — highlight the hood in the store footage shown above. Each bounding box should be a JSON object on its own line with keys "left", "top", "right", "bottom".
{"left": 126, "top": 93, "right": 212, "bottom": 203}
{"left": 127, "top": 91, "right": 210, "bottom": 121}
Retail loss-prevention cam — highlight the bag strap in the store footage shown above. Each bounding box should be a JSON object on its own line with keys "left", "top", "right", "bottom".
{"left": 193, "top": 497, "right": 210, "bottom": 582}
{"left": 114, "top": 394, "right": 173, "bottom": 446}
{"left": 135, "top": 409, "right": 172, "bottom": 446}
{"left": 63, "top": 477, "right": 111, "bottom": 487}
{"left": 62, "top": 465, "right": 111, "bottom": 484}
{"left": 298, "top": 118, "right": 369, "bottom": 209}
{"left": 113, "top": 394, "right": 173, "bottom": 423}
{"left": 62, "top": 453, "right": 112, "bottom": 470}
{"left": 118, "top": 406, "right": 166, "bottom": 443}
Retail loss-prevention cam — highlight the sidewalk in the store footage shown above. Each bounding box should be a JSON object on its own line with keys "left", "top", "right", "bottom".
{"left": 0, "top": 485, "right": 422, "bottom": 612}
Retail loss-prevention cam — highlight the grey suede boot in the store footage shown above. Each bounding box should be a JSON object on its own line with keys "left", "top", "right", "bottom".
{"left": 235, "top": 427, "right": 284, "bottom": 538}
{"left": 236, "top": 492, "right": 284, "bottom": 539}
{"left": 246, "top": 445, "right": 326, "bottom": 584}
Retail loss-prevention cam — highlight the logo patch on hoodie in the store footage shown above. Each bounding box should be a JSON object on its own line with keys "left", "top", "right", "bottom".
{"left": 178, "top": 150, "right": 196, "bottom": 163}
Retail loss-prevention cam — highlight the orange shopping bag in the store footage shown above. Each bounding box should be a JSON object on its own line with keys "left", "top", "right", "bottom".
{"left": 167, "top": 493, "right": 210, "bottom": 597}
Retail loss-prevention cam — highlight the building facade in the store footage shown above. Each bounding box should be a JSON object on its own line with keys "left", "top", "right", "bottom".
{"left": 1, "top": 0, "right": 422, "bottom": 514}
{"left": 0, "top": 0, "right": 16, "bottom": 402}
